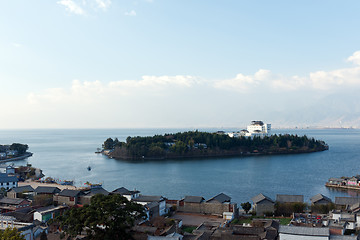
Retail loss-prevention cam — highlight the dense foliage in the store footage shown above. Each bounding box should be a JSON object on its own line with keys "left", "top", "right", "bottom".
{"left": 57, "top": 194, "right": 145, "bottom": 240}
{"left": 103, "top": 131, "right": 328, "bottom": 159}
{"left": 0, "top": 228, "right": 25, "bottom": 240}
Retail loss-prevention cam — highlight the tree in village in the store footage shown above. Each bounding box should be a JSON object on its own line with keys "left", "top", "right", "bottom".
{"left": 58, "top": 194, "right": 145, "bottom": 240}
{"left": 0, "top": 227, "right": 25, "bottom": 240}
{"left": 241, "top": 202, "right": 252, "bottom": 214}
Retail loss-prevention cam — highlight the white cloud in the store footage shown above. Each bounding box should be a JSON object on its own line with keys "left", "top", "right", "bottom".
{"left": 125, "top": 10, "right": 137, "bottom": 16}
{"left": 57, "top": 0, "right": 86, "bottom": 15}
{"left": 347, "top": 51, "right": 360, "bottom": 65}
{"left": 95, "top": 0, "right": 111, "bottom": 10}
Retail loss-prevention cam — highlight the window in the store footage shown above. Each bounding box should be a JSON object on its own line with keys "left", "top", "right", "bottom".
{"left": 6, "top": 182, "right": 9, "bottom": 185}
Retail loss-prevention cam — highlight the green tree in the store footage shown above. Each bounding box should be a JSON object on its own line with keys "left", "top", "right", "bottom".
{"left": 0, "top": 228, "right": 25, "bottom": 240}
{"left": 9, "top": 143, "right": 28, "bottom": 155}
{"left": 103, "top": 138, "right": 115, "bottom": 149}
{"left": 58, "top": 194, "right": 145, "bottom": 240}
{"left": 241, "top": 202, "right": 252, "bottom": 214}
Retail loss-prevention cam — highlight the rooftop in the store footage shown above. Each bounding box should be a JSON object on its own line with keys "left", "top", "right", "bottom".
{"left": 206, "top": 193, "right": 231, "bottom": 203}
{"left": 279, "top": 225, "right": 329, "bottom": 236}
{"left": 183, "top": 196, "right": 205, "bottom": 203}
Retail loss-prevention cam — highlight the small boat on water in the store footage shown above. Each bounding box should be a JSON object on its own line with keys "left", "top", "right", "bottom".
{"left": 87, "top": 165, "right": 92, "bottom": 171}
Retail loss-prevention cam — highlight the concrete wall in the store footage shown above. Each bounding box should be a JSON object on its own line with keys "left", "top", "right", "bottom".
{"left": 178, "top": 202, "right": 237, "bottom": 216}
{"left": 54, "top": 195, "right": 77, "bottom": 206}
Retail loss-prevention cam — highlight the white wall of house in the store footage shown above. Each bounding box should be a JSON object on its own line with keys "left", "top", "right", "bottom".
{"left": 159, "top": 200, "right": 166, "bottom": 216}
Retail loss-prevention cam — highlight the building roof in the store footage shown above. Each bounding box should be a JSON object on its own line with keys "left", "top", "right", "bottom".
{"left": 276, "top": 194, "right": 304, "bottom": 203}
{"left": 335, "top": 197, "right": 360, "bottom": 206}
{"left": 206, "top": 193, "right": 231, "bottom": 203}
{"left": 0, "top": 197, "right": 28, "bottom": 205}
{"left": 252, "top": 193, "right": 274, "bottom": 204}
{"left": 0, "top": 173, "right": 18, "bottom": 183}
{"left": 134, "top": 195, "right": 165, "bottom": 203}
{"left": 84, "top": 187, "right": 109, "bottom": 196}
{"left": 279, "top": 225, "right": 329, "bottom": 236}
{"left": 9, "top": 185, "right": 34, "bottom": 193}
{"left": 58, "top": 189, "right": 83, "bottom": 197}
{"left": 310, "top": 194, "right": 332, "bottom": 204}
{"left": 35, "top": 186, "right": 61, "bottom": 194}
{"left": 112, "top": 187, "right": 140, "bottom": 195}
{"left": 183, "top": 196, "right": 205, "bottom": 203}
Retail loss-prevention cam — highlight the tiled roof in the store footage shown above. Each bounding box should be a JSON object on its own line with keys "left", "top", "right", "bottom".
{"left": 335, "top": 197, "right": 360, "bottom": 206}
{"left": 252, "top": 193, "right": 274, "bottom": 204}
{"left": 134, "top": 195, "right": 164, "bottom": 203}
{"left": 84, "top": 187, "right": 109, "bottom": 196}
{"left": 279, "top": 225, "right": 329, "bottom": 236}
{"left": 276, "top": 194, "right": 304, "bottom": 203}
{"left": 206, "top": 193, "right": 231, "bottom": 203}
{"left": 112, "top": 187, "right": 140, "bottom": 195}
{"left": 184, "top": 196, "right": 204, "bottom": 203}
{"left": 35, "top": 186, "right": 61, "bottom": 194}
{"left": 0, "top": 197, "right": 27, "bottom": 205}
{"left": 58, "top": 189, "right": 83, "bottom": 197}
{"left": 9, "top": 185, "right": 34, "bottom": 193}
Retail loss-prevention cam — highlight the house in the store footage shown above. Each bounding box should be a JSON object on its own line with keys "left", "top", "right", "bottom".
{"left": 206, "top": 193, "right": 231, "bottom": 204}
{"left": 33, "top": 205, "right": 68, "bottom": 223}
{"left": 311, "top": 194, "right": 332, "bottom": 205}
{"left": 34, "top": 186, "right": 61, "bottom": 195}
{"left": 328, "top": 178, "right": 346, "bottom": 186}
{"left": 252, "top": 193, "right": 275, "bottom": 216}
{"left": 7, "top": 185, "right": 34, "bottom": 199}
{"left": 0, "top": 173, "right": 18, "bottom": 190}
{"left": 54, "top": 189, "right": 84, "bottom": 206}
{"left": 0, "top": 197, "right": 31, "bottom": 213}
{"left": 0, "top": 165, "right": 15, "bottom": 174}
{"left": 276, "top": 194, "right": 304, "bottom": 203}
{"left": 133, "top": 195, "right": 167, "bottom": 217}
{"left": 112, "top": 187, "right": 140, "bottom": 201}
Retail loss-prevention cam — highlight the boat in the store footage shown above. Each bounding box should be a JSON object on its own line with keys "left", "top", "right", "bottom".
{"left": 87, "top": 165, "right": 91, "bottom": 171}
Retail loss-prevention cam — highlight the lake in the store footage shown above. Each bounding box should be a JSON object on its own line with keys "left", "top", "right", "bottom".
{"left": 0, "top": 128, "right": 359, "bottom": 204}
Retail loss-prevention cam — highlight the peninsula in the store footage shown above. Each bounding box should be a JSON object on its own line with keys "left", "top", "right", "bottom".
{"left": 101, "top": 130, "right": 328, "bottom": 160}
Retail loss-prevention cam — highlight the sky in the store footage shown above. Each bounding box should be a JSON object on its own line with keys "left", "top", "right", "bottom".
{"left": 1, "top": 0, "right": 360, "bottom": 129}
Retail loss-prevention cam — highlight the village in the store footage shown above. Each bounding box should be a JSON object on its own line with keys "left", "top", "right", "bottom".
{"left": 0, "top": 164, "right": 358, "bottom": 239}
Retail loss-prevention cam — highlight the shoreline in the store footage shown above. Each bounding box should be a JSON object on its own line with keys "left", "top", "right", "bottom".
{"left": 107, "top": 149, "right": 328, "bottom": 161}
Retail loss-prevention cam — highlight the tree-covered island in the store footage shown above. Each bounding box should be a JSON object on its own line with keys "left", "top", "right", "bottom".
{"left": 0, "top": 143, "right": 32, "bottom": 161}
{"left": 102, "top": 131, "right": 328, "bottom": 160}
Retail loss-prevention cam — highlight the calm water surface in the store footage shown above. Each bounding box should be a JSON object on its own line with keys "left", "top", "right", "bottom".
{"left": 0, "top": 128, "right": 359, "bottom": 204}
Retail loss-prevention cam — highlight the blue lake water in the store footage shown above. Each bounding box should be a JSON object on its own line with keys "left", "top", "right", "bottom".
{"left": 0, "top": 128, "right": 359, "bottom": 205}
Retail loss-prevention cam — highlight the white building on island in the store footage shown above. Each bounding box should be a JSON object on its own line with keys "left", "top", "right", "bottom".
{"left": 227, "top": 121, "right": 271, "bottom": 138}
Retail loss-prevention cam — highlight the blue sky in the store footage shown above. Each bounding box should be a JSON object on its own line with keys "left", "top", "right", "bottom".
{"left": 1, "top": 1, "right": 360, "bottom": 128}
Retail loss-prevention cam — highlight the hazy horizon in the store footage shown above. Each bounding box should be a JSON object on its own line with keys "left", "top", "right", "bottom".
{"left": 1, "top": 1, "right": 360, "bottom": 129}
